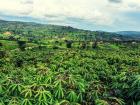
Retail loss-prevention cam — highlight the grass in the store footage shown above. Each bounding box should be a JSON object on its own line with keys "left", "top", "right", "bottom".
{"left": 0, "top": 40, "right": 18, "bottom": 50}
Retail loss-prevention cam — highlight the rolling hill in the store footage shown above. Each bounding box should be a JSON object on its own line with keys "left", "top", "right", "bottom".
{"left": 0, "top": 19, "right": 140, "bottom": 41}
{"left": 116, "top": 31, "right": 140, "bottom": 39}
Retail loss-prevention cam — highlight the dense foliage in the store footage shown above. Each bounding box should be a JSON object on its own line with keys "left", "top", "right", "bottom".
{"left": 0, "top": 20, "right": 134, "bottom": 41}
{"left": 0, "top": 20, "right": 140, "bottom": 105}
{"left": 0, "top": 38, "right": 140, "bottom": 105}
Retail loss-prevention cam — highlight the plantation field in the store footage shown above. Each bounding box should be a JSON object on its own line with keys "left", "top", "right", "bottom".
{"left": 0, "top": 40, "right": 140, "bottom": 105}
{"left": 0, "top": 40, "right": 18, "bottom": 50}
{"left": 0, "top": 40, "right": 38, "bottom": 51}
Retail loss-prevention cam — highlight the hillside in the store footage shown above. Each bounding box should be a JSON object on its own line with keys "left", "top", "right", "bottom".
{"left": 1, "top": 19, "right": 140, "bottom": 105}
{"left": 116, "top": 31, "right": 140, "bottom": 39}
{"left": 117, "top": 31, "right": 140, "bottom": 36}
{"left": 0, "top": 33, "right": 140, "bottom": 105}
{"left": 0, "top": 20, "right": 139, "bottom": 41}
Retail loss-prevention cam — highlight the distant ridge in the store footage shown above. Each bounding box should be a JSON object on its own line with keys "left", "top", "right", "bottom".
{"left": 0, "top": 19, "right": 140, "bottom": 41}
{"left": 117, "top": 31, "right": 140, "bottom": 36}
{"left": 116, "top": 31, "right": 140, "bottom": 39}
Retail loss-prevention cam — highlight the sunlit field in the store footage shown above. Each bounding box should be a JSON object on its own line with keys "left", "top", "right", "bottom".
{"left": 1, "top": 37, "right": 140, "bottom": 105}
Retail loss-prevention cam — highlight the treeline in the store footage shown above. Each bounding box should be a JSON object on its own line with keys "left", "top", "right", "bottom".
{"left": 0, "top": 20, "right": 135, "bottom": 41}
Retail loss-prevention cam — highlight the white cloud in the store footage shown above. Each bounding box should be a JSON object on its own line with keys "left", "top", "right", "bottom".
{"left": 0, "top": 0, "right": 33, "bottom": 16}
{"left": 0, "top": 0, "right": 140, "bottom": 30}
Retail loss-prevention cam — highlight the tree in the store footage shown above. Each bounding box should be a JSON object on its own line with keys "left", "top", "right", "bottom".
{"left": 17, "top": 41, "right": 26, "bottom": 51}
{"left": 0, "top": 50, "right": 6, "bottom": 58}
{"left": 65, "top": 40, "right": 73, "bottom": 48}
{"left": 92, "top": 40, "right": 98, "bottom": 49}
{"left": 81, "top": 41, "right": 87, "bottom": 49}
{"left": 0, "top": 42, "right": 3, "bottom": 47}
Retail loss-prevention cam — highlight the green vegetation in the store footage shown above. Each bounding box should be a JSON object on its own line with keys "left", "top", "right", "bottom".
{"left": 0, "top": 20, "right": 135, "bottom": 42}
{"left": 0, "top": 20, "right": 140, "bottom": 105}
{"left": 0, "top": 38, "right": 140, "bottom": 105}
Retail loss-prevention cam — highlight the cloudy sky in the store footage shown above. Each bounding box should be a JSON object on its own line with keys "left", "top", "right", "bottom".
{"left": 0, "top": 0, "right": 140, "bottom": 31}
